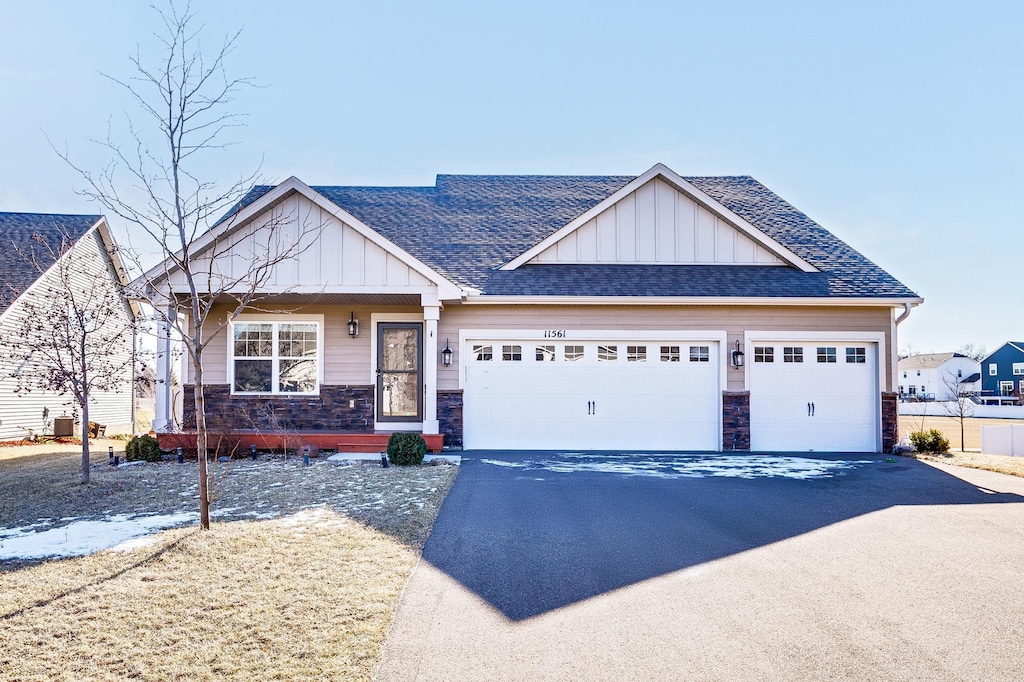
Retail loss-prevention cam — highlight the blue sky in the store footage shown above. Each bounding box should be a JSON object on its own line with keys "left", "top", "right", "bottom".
{"left": 2, "top": 1, "right": 1021, "bottom": 354}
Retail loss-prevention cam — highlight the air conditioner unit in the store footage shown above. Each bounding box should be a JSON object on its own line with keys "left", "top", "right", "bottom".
{"left": 53, "top": 417, "right": 75, "bottom": 438}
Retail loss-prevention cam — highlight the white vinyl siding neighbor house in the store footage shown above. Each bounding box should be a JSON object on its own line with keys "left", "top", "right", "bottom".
{"left": 0, "top": 214, "right": 137, "bottom": 441}
{"left": 145, "top": 163, "right": 921, "bottom": 454}
{"left": 897, "top": 353, "right": 981, "bottom": 401}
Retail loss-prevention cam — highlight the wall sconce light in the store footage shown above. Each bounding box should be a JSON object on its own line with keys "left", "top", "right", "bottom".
{"left": 347, "top": 311, "right": 358, "bottom": 337}
{"left": 731, "top": 340, "right": 745, "bottom": 368}
{"left": 441, "top": 338, "right": 453, "bottom": 366}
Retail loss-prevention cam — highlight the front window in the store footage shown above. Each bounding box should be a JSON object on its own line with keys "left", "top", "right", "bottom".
{"left": 232, "top": 321, "right": 319, "bottom": 394}
{"left": 1013, "top": 363, "right": 1024, "bottom": 376}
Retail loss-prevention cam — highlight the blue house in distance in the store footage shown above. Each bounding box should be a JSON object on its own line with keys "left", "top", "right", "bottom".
{"left": 980, "top": 342, "right": 1024, "bottom": 401}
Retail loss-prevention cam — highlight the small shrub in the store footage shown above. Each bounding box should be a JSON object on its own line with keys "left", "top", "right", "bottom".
{"left": 908, "top": 429, "right": 950, "bottom": 454}
{"left": 387, "top": 432, "right": 427, "bottom": 466}
{"left": 125, "top": 434, "right": 163, "bottom": 462}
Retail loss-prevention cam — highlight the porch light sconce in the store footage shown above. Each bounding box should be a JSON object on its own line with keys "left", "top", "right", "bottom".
{"left": 731, "top": 341, "right": 745, "bottom": 368}
{"left": 347, "top": 311, "right": 358, "bottom": 337}
{"left": 441, "top": 338, "right": 453, "bottom": 366}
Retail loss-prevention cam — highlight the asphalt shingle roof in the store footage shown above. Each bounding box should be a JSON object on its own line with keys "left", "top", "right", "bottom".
{"left": 231, "top": 174, "right": 917, "bottom": 299}
{"left": 0, "top": 213, "right": 101, "bottom": 316}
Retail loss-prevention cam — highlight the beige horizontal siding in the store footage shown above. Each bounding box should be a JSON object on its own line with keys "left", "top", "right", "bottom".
{"left": 190, "top": 302, "right": 895, "bottom": 394}
{"left": 436, "top": 304, "right": 894, "bottom": 392}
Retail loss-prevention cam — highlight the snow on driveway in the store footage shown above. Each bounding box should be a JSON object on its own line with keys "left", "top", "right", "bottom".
{"left": 480, "top": 453, "right": 873, "bottom": 479}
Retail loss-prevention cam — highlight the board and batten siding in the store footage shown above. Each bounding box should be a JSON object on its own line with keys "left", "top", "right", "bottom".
{"left": 0, "top": 231, "right": 134, "bottom": 441}
{"left": 168, "top": 194, "right": 435, "bottom": 293}
{"left": 531, "top": 178, "right": 784, "bottom": 266}
{"left": 436, "top": 304, "right": 894, "bottom": 392}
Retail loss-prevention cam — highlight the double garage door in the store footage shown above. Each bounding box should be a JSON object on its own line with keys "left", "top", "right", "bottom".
{"left": 462, "top": 335, "right": 880, "bottom": 452}
{"left": 463, "top": 338, "right": 721, "bottom": 451}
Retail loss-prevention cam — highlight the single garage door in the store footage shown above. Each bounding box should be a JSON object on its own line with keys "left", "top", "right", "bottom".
{"left": 749, "top": 341, "right": 879, "bottom": 452}
{"left": 463, "top": 339, "right": 721, "bottom": 450}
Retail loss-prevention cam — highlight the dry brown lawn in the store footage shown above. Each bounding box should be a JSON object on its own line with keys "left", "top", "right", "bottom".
{"left": 899, "top": 415, "right": 1024, "bottom": 479}
{"left": 0, "top": 448, "right": 457, "bottom": 681}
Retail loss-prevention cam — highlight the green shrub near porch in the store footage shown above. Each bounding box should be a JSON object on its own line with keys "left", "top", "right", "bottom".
{"left": 387, "top": 432, "right": 427, "bottom": 466}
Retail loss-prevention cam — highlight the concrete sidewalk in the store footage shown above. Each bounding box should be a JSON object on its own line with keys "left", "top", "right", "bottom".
{"left": 376, "top": 454, "right": 1024, "bottom": 681}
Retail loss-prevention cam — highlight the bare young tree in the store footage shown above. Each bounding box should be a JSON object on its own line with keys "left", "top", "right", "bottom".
{"left": 0, "top": 229, "right": 135, "bottom": 483}
{"left": 956, "top": 343, "right": 987, "bottom": 362}
{"left": 57, "top": 3, "right": 321, "bottom": 528}
{"left": 941, "top": 369, "right": 975, "bottom": 452}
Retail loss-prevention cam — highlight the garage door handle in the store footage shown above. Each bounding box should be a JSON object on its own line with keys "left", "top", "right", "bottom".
{"left": 807, "top": 402, "right": 815, "bottom": 417}
{"left": 587, "top": 400, "right": 593, "bottom": 415}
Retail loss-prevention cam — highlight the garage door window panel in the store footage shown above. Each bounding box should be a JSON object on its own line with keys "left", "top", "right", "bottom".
{"left": 565, "top": 345, "right": 584, "bottom": 362}
{"left": 784, "top": 347, "right": 803, "bottom": 363}
{"left": 754, "top": 346, "right": 774, "bottom": 363}
{"left": 535, "top": 345, "right": 555, "bottom": 362}
{"left": 846, "top": 347, "right": 867, "bottom": 364}
{"left": 627, "top": 346, "right": 647, "bottom": 362}
{"left": 473, "top": 345, "right": 493, "bottom": 361}
{"left": 598, "top": 345, "right": 618, "bottom": 362}
{"left": 660, "top": 346, "right": 681, "bottom": 362}
{"left": 689, "top": 346, "right": 710, "bottom": 362}
{"left": 502, "top": 345, "right": 522, "bottom": 361}
{"left": 817, "top": 347, "right": 837, "bottom": 363}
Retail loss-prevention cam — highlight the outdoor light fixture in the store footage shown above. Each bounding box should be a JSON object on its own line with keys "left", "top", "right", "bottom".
{"left": 441, "top": 338, "right": 453, "bottom": 366}
{"left": 347, "top": 311, "right": 358, "bottom": 337}
{"left": 731, "top": 340, "right": 745, "bottom": 368}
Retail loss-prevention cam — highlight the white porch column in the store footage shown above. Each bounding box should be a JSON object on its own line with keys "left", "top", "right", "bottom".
{"left": 152, "top": 302, "right": 175, "bottom": 433}
{"left": 422, "top": 305, "right": 440, "bottom": 434}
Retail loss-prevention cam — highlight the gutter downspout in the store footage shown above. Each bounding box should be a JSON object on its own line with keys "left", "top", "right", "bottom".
{"left": 895, "top": 302, "right": 913, "bottom": 325}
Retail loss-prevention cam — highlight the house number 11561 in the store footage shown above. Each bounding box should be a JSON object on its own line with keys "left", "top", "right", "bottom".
{"left": 543, "top": 330, "right": 566, "bottom": 338}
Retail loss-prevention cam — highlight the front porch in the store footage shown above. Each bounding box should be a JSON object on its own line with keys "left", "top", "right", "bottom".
{"left": 158, "top": 430, "right": 445, "bottom": 454}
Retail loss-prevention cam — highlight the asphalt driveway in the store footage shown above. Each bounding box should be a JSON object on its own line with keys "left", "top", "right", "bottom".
{"left": 377, "top": 452, "right": 1024, "bottom": 681}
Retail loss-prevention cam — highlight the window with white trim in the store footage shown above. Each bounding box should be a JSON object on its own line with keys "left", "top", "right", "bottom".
{"left": 754, "top": 346, "right": 774, "bottom": 363}
{"left": 502, "top": 345, "right": 522, "bottom": 361}
{"left": 1000, "top": 381, "right": 1015, "bottom": 396}
{"left": 536, "top": 345, "right": 555, "bottom": 362}
{"left": 846, "top": 348, "right": 866, "bottom": 364}
{"left": 990, "top": 363, "right": 998, "bottom": 376}
{"left": 232, "top": 321, "right": 319, "bottom": 394}
{"left": 598, "top": 345, "right": 618, "bottom": 362}
{"left": 564, "top": 345, "right": 584, "bottom": 362}
{"left": 783, "top": 347, "right": 803, "bottom": 363}
{"left": 817, "top": 347, "right": 837, "bottom": 363}
{"left": 1013, "top": 363, "right": 1024, "bottom": 376}
{"left": 627, "top": 345, "right": 646, "bottom": 362}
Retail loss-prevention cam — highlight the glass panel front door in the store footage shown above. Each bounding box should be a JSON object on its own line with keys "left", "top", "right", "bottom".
{"left": 377, "top": 323, "right": 422, "bottom": 421}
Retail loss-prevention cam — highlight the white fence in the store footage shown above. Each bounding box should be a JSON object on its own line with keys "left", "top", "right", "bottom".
{"left": 980, "top": 425, "right": 1024, "bottom": 457}
{"left": 898, "top": 401, "right": 1024, "bottom": 419}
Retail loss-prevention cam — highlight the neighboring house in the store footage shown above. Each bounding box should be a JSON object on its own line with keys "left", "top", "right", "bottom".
{"left": 0, "top": 213, "right": 137, "bottom": 441}
{"left": 145, "top": 163, "right": 921, "bottom": 453}
{"left": 980, "top": 342, "right": 1024, "bottom": 400}
{"left": 897, "top": 353, "right": 980, "bottom": 400}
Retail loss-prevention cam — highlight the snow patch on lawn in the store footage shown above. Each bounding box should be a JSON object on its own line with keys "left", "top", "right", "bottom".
{"left": 481, "top": 454, "right": 872, "bottom": 479}
{"left": 0, "top": 512, "right": 197, "bottom": 560}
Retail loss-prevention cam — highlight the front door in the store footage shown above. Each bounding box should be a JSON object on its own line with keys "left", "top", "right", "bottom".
{"left": 377, "top": 323, "right": 422, "bottom": 422}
